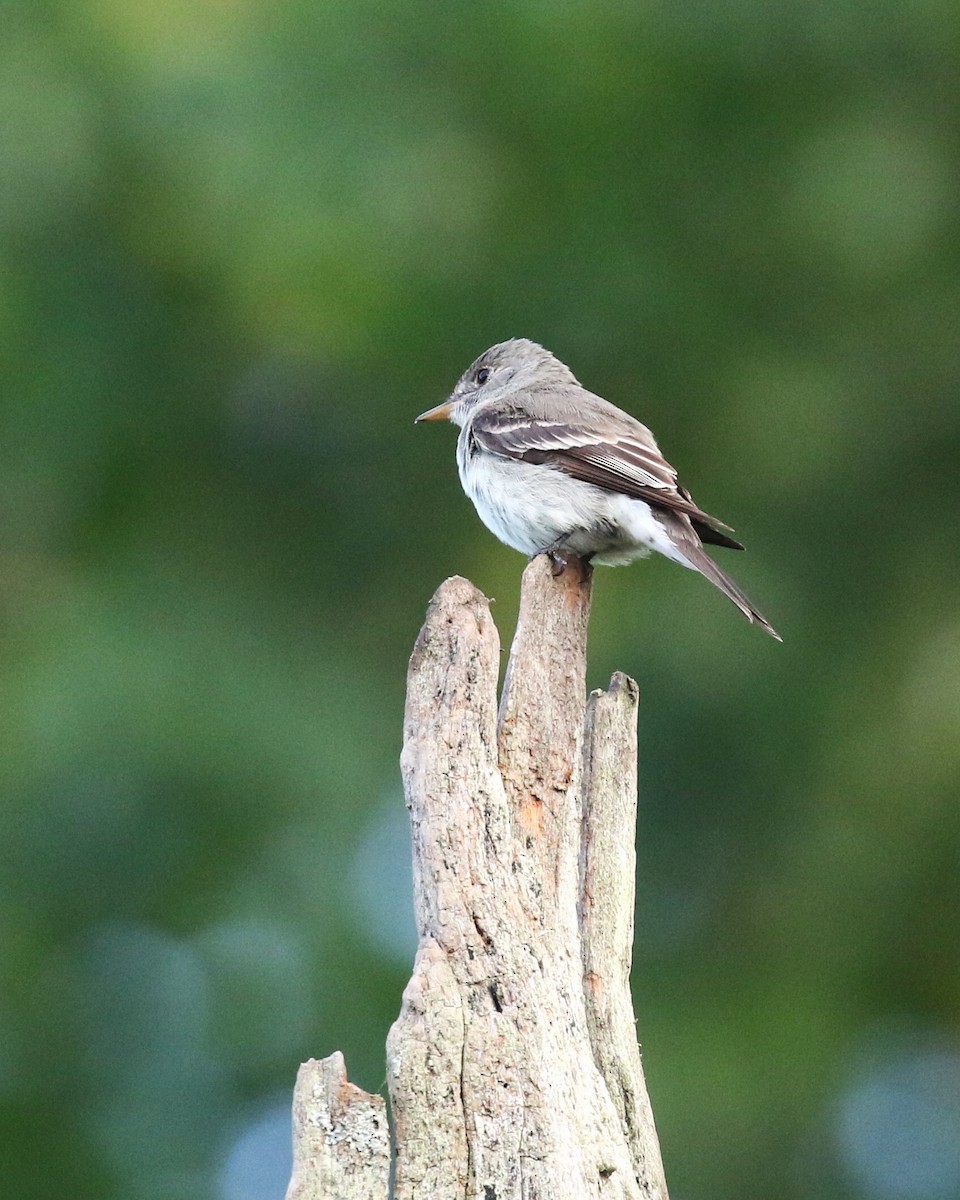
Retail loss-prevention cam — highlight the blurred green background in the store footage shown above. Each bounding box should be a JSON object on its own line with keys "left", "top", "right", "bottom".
{"left": 3, "top": 1, "right": 959, "bottom": 1198}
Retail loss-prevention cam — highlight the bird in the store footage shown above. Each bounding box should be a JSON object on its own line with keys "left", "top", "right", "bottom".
{"left": 416, "top": 338, "right": 780, "bottom": 640}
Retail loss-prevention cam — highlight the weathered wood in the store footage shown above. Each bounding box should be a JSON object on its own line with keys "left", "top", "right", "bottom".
{"left": 581, "top": 675, "right": 668, "bottom": 1198}
{"left": 387, "top": 940, "right": 469, "bottom": 1198}
{"left": 285, "top": 1053, "right": 389, "bottom": 1200}
{"left": 386, "top": 555, "right": 667, "bottom": 1199}
{"left": 497, "top": 555, "right": 593, "bottom": 931}
{"left": 288, "top": 554, "right": 668, "bottom": 1198}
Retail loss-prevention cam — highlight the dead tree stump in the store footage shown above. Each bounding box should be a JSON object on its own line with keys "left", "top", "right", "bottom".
{"left": 286, "top": 555, "right": 668, "bottom": 1200}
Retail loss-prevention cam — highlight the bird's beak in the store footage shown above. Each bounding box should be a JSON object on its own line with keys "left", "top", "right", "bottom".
{"left": 415, "top": 399, "right": 455, "bottom": 423}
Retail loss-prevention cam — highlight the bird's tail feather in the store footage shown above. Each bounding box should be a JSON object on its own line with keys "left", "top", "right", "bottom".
{"left": 679, "top": 541, "right": 781, "bottom": 641}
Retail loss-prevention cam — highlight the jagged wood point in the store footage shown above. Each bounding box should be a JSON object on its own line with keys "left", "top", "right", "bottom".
{"left": 287, "top": 554, "right": 668, "bottom": 1199}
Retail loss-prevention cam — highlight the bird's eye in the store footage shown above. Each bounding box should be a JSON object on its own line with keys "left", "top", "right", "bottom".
{"left": 475, "top": 367, "right": 490, "bottom": 385}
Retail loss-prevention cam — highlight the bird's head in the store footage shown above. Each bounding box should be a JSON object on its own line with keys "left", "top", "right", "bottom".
{"left": 416, "top": 338, "right": 578, "bottom": 426}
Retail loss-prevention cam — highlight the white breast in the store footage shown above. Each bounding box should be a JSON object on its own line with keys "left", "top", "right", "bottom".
{"left": 456, "top": 428, "right": 694, "bottom": 570}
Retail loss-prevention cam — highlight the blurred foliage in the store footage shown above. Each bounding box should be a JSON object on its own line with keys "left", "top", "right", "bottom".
{"left": 2, "top": 1, "right": 960, "bottom": 1198}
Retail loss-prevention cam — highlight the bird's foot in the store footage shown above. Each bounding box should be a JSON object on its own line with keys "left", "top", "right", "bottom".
{"left": 531, "top": 537, "right": 572, "bottom": 576}
{"left": 533, "top": 537, "right": 593, "bottom": 578}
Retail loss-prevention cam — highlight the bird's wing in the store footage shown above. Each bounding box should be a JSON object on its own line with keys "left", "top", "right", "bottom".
{"left": 471, "top": 406, "right": 742, "bottom": 545}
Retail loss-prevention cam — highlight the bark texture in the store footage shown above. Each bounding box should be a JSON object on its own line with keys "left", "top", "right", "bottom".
{"left": 285, "top": 1053, "right": 389, "bottom": 1200}
{"left": 288, "top": 554, "right": 668, "bottom": 1199}
{"left": 388, "top": 555, "right": 667, "bottom": 1199}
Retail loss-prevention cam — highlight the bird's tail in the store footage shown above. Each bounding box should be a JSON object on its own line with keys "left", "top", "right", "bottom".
{"left": 678, "top": 540, "right": 781, "bottom": 641}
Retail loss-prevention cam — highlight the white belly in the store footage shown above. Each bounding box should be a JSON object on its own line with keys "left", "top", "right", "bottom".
{"left": 456, "top": 437, "right": 693, "bottom": 570}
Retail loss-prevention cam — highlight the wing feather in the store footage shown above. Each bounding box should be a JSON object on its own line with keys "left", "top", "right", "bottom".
{"left": 471, "top": 410, "right": 742, "bottom": 545}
